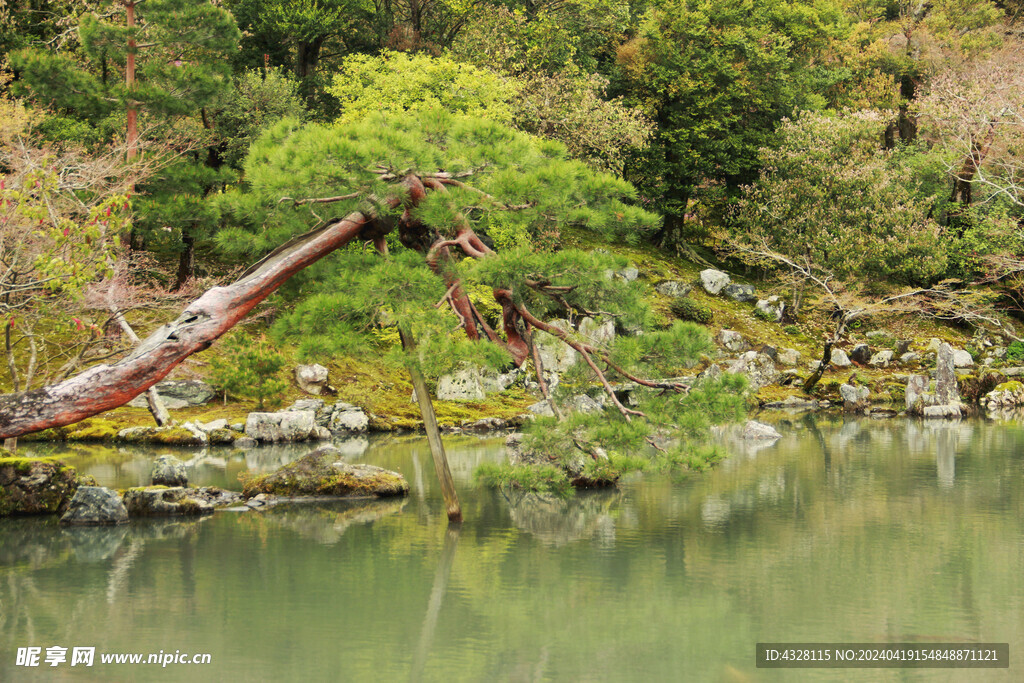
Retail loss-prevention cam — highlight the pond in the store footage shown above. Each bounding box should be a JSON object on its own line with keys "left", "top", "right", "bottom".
{"left": 1, "top": 417, "right": 1022, "bottom": 681}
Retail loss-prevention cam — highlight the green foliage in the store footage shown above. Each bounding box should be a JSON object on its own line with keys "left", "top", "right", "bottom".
{"left": 475, "top": 462, "right": 572, "bottom": 497}
{"left": 1007, "top": 341, "right": 1024, "bottom": 363}
{"left": 209, "top": 334, "right": 289, "bottom": 410}
{"left": 607, "top": 321, "right": 715, "bottom": 378}
{"left": 732, "top": 110, "right": 948, "bottom": 285}
{"left": 218, "top": 68, "right": 308, "bottom": 168}
{"left": 330, "top": 51, "right": 518, "bottom": 125}
{"left": 669, "top": 298, "right": 712, "bottom": 324}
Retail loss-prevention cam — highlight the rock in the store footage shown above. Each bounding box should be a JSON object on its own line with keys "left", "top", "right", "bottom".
{"left": 981, "top": 380, "right": 1024, "bottom": 409}
{"left": 151, "top": 455, "right": 188, "bottom": 487}
{"left": 123, "top": 487, "right": 215, "bottom": 517}
{"left": 655, "top": 280, "right": 692, "bottom": 298}
{"left": 722, "top": 283, "right": 757, "bottom": 302}
{"left": 195, "top": 418, "right": 228, "bottom": 433}
{"left": 727, "top": 352, "right": 779, "bottom": 390}
{"left": 314, "top": 426, "right": 332, "bottom": 440}
{"left": 935, "top": 343, "right": 960, "bottom": 405}
{"left": 286, "top": 399, "right": 325, "bottom": 414}
{"left": 117, "top": 425, "right": 207, "bottom": 446}
{"left": 241, "top": 445, "right": 408, "bottom": 499}
{"left": 699, "top": 269, "right": 731, "bottom": 295}
{"left": 328, "top": 404, "right": 369, "bottom": 434}
{"left": 895, "top": 340, "right": 913, "bottom": 355}
{"left": 906, "top": 375, "right": 930, "bottom": 412}
{"left": 127, "top": 380, "right": 215, "bottom": 409}
{"left": 926, "top": 338, "right": 942, "bottom": 353}
{"left": 849, "top": 344, "right": 871, "bottom": 364}
{"left": 295, "top": 364, "right": 330, "bottom": 395}
{"left": 527, "top": 400, "right": 556, "bottom": 418}
{"left": 506, "top": 433, "right": 616, "bottom": 488}
{"left": 233, "top": 436, "right": 257, "bottom": 448}
{"left": 608, "top": 264, "right": 638, "bottom": 281}
{"left": 755, "top": 296, "right": 784, "bottom": 322}
{"left": 535, "top": 319, "right": 577, "bottom": 372}
{"left": 1003, "top": 366, "right": 1024, "bottom": 377}
{"left": 208, "top": 428, "right": 239, "bottom": 444}
{"left": 869, "top": 350, "right": 894, "bottom": 368}
{"left": 923, "top": 404, "right": 962, "bottom": 419}
{"left": 435, "top": 367, "right": 486, "bottom": 401}
{"left": 0, "top": 458, "right": 83, "bottom": 516}
{"left": 697, "top": 363, "right": 722, "bottom": 383}
{"left": 570, "top": 394, "right": 603, "bottom": 414}
{"left": 777, "top": 348, "right": 801, "bottom": 366}
{"left": 900, "top": 352, "right": 920, "bottom": 364}
{"left": 742, "top": 421, "right": 782, "bottom": 439}
{"left": 58, "top": 486, "right": 128, "bottom": 526}
{"left": 865, "top": 330, "right": 891, "bottom": 341}
{"left": 481, "top": 368, "right": 523, "bottom": 394}
{"left": 715, "top": 329, "right": 748, "bottom": 352}
{"left": 462, "top": 417, "right": 509, "bottom": 432}
{"left": 245, "top": 410, "right": 317, "bottom": 442}
{"left": 190, "top": 487, "right": 243, "bottom": 508}
{"left": 839, "top": 384, "right": 870, "bottom": 411}
{"left": 758, "top": 345, "right": 778, "bottom": 362}
{"left": 953, "top": 349, "right": 975, "bottom": 368}
{"left": 763, "top": 395, "right": 819, "bottom": 410}
{"left": 831, "top": 349, "right": 852, "bottom": 368}
{"left": 578, "top": 317, "right": 616, "bottom": 346}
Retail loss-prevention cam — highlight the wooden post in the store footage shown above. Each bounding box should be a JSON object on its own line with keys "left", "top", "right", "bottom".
{"left": 400, "top": 327, "right": 462, "bottom": 523}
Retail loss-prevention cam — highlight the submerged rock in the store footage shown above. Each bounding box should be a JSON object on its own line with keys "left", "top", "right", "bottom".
{"left": 741, "top": 421, "right": 782, "bottom": 440}
{"left": 123, "top": 486, "right": 216, "bottom": 517}
{"left": 151, "top": 455, "right": 188, "bottom": 487}
{"left": 59, "top": 486, "right": 128, "bottom": 526}
{"left": 241, "top": 445, "right": 409, "bottom": 499}
{"left": 0, "top": 458, "right": 82, "bottom": 516}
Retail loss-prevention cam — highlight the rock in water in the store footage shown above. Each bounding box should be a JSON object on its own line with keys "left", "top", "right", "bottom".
{"left": 245, "top": 410, "right": 317, "bottom": 442}
{"left": 59, "top": 486, "right": 129, "bottom": 526}
{"left": 839, "top": 384, "right": 870, "bottom": 411}
{"left": 328, "top": 403, "right": 370, "bottom": 433}
{"left": 935, "top": 343, "right": 960, "bottom": 405}
{"left": 699, "top": 269, "right": 731, "bottom": 295}
{"left": 742, "top": 421, "right": 782, "bottom": 439}
{"left": 295, "top": 364, "right": 330, "bottom": 395}
{"left": 906, "top": 375, "right": 929, "bottom": 412}
{"left": 241, "top": 445, "right": 409, "bottom": 499}
{"left": 0, "top": 458, "right": 81, "bottom": 516}
{"left": 151, "top": 455, "right": 188, "bottom": 487}
{"left": 123, "top": 487, "right": 215, "bottom": 517}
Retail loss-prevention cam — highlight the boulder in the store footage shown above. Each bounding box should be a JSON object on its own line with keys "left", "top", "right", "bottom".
{"left": 900, "top": 352, "right": 920, "bottom": 365}
{"left": 59, "top": 486, "right": 129, "bottom": 526}
{"left": 869, "top": 350, "right": 894, "bottom": 368}
{"left": 895, "top": 339, "right": 913, "bottom": 355}
{"left": 127, "top": 380, "right": 215, "bottom": 409}
{"left": 906, "top": 375, "right": 929, "bottom": 412}
{"left": 195, "top": 418, "right": 228, "bottom": 433}
{"left": 923, "top": 404, "right": 962, "bottom": 419}
{"left": 117, "top": 425, "right": 207, "bottom": 446}
{"left": 569, "top": 394, "right": 603, "bottom": 414}
{"left": 578, "top": 317, "right": 616, "bottom": 346}
{"left": 527, "top": 400, "right": 556, "bottom": 418}
{"left": 849, "top": 344, "right": 871, "bottom": 364}
{"left": 535, "top": 319, "right": 577, "bottom": 372}
{"left": 241, "top": 445, "right": 409, "bottom": 499}
{"left": 935, "top": 343, "right": 960, "bottom": 405}
{"left": 245, "top": 410, "right": 317, "bottom": 442}
{"left": 865, "top": 330, "right": 891, "bottom": 341}
{"left": 655, "top": 281, "right": 692, "bottom": 298}
{"left": 777, "top": 348, "right": 801, "bottom": 366}
{"left": 839, "top": 384, "right": 870, "bottom": 411}
{"left": 742, "top": 421, "right": 782, "bottom": 439}
{"left": 0, "top": 458, "right": 82, "bottom": 516}
{"left": 755, "top": 296, "right": 784, "bottom": 322}
{"left": 699, "top": 269, "right": 731, "bottom": 295}
{"left": 763, "top": 395, "right": 819, "bottom": 410}
{"left": 723, "top": 283, "right": 756, "bottom": 302}
{"left": 123, "top": 487, "right": 215, "bottom": 517}
{"left": 294, "top": 364, "right": 330, "bottom": 395}
{"left": 926, "top": 338, "right": 942, "bottom": 353}
{"left": 758, "top": 345, "right": 778, "bottom": 362}
{"left": 952, "top": 349, "right": 975, "bottom": 368}
{"left": 697, "top": 364, "right": 722, "bottom": 383}
{"left": 436, "top": 368, "right": 486, "bottom": 401}
{"left": 151, "top": 455, "right": 188, "bottom": 487}
{"left": 831, "top": 349, "right": 852, "bottom": 368}
{"left": 715, "top": 329, "right": 748, "bottom": 353}
{"left": 481, "top": 368, "right": 524, "bottom": 394}
{"left": 981, "top": 381, "right": 1024, "bottom": 409}
{"left": 328, "top": 404, "right": 369, "bottom": 433}
{"left": 727, "top": 352, "right": 779, "bottom": 390}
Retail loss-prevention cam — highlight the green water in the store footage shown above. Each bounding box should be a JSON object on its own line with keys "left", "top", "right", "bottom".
{"left": 1, "top": 417, "right": 1022, "bottom": 681}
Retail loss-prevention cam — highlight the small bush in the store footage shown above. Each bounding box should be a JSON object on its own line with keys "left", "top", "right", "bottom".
{"left": 782, "top": 324, "right": 800, "bottom": 336}
{"left": 1007, "top": 341, "right": 1024, "bottom": 362}
{"left": 669, "top": 298, "right": 713, "bottom": 324}
{"left": 209, "top": 334, "right": 289, "bottom": 410}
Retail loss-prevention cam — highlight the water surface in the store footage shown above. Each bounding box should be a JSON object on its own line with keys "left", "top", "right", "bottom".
{"left": 1, "top": 417, "right": 1022, "bottom": 681}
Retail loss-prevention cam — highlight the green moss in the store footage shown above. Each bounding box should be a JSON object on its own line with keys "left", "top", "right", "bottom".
{"left": 994, "top": 381, "right": 1023, "bottom": 393}
{"left": 64, "top": 418, "right": 120, "bottom": 441}
{"left": 669, "top": 298, "right": 713, "bottom": 324}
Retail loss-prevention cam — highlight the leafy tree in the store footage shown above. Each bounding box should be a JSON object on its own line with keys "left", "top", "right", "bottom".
{"left": 217, "top": 67, "right": 308, "bottom": 169}
{"left": 209, "top": 333, "right": 288, "bottom": 409}
{"left": 616, "top": 0, "right": 845, "bottom": 242}
{"left": 11, "top": 0, "right": 240, "bottom": 159}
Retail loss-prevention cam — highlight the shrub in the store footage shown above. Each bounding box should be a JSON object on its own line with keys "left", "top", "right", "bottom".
{"left": 1007, "top": 341, "right": 1024, "bottom": 362}
{"left": 209, "top": 334, "right": 289, "bottom": 409}
{"left": 669, "top": 298, "right": 713, "bottom": 324}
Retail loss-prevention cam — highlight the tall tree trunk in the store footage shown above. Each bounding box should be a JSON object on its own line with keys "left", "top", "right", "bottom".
{"left": 174, "top": 231, "right": 196, "bottom": 291}
{"left": 401, "top": 328, "right": 462, "bottom": 523}
{"left": 125, "top": 1, "right": 138, "bottom": 161}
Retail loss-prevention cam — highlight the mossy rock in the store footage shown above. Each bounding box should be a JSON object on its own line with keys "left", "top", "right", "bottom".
{"left": 961, "top": 372, "right": 1007, "bottom": 402}
{"left": 0, "top": 457, "right": 81, "bottom": 516}
{"left": 117, "top": 426, "right": 205, "bottom": 446}
{"left": 993, "top": 380, "right": 1023, "bottom": 393}
{"left": 64, "top": 418, "right": 120, "bottom": 442}
{"left": 122, "top": 486, "right": 215, "bottom": 517}
{"left": 242, "top": 445, "right": 409, "bottom": 499}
